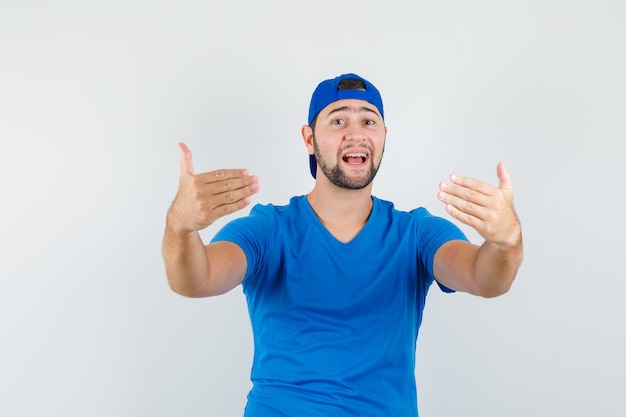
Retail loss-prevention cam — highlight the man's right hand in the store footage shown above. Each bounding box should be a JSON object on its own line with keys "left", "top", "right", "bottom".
{"left": 167, "top": 142, "right": 260, "bottom": 234}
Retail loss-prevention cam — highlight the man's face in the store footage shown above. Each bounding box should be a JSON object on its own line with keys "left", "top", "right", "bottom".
{"left": 311, "top": 99, "right": 386, "bottom": 189}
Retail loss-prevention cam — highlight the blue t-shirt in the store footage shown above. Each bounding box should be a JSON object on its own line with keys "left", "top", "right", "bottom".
{"left": 212, "top": 195, "right": 468, "bottom": 417}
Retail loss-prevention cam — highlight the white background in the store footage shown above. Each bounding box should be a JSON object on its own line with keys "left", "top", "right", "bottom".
{"left": 1, "top": 1, "right": 625, "bottom": 416}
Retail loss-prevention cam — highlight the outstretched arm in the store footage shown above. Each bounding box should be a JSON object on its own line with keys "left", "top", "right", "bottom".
{"left": 162, "top": 143, "right": 260, "bottom": 297}
{"left": 434, "top": 162, "right": 523, "bottom": 298}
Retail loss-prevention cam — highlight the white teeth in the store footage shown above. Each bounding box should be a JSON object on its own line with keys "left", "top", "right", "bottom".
{"left": 345, "top": 152, "right": 367, "bottom": 158}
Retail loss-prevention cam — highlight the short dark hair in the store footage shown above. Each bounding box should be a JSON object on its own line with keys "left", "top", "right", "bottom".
{"left": 337, "top": 78, "right": 366, "bottom": 91}
{"left": 310, "top": 78, "right": 367, "bottom": 131}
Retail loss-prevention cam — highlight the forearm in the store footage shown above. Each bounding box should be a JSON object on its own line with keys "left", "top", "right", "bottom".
{"left": 162, "top": 217, "right": 211, "bottom": 297}
{"left": 472, "top": 236, "right": 523, "bottom": 298}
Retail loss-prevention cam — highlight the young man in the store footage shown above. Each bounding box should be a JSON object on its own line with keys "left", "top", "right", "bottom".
{"left": 162, "top": 73, "right": 523, "bottom": 416}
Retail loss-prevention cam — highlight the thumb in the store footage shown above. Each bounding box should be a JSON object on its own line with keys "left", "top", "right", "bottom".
{"left": 497, "top": 162, "right": 513, "bottom": 191}
{"left": 178, "top": 142, "right": 194, "bottom": 177}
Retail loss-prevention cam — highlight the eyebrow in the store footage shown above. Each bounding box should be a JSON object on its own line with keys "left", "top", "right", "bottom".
{"left": 325, "top": 105, "right": 379, "bottom": 118}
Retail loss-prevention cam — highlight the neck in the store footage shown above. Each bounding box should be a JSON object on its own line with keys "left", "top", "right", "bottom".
{"left": 306, "top": 179, "right": 374, "bottom": 242}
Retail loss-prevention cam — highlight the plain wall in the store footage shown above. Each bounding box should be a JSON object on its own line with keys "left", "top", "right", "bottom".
{"left": 1, "top": 0, "right": 625, "bottom": 416}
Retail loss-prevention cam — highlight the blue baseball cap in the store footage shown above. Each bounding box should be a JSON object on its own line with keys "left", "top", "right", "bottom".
{"left": 307, "top": 73, "right": 384, "bottom": 179}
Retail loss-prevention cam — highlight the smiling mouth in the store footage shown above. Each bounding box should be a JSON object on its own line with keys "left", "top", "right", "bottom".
{"left": 342, "top": 152, "right": 368, "bottom": 165}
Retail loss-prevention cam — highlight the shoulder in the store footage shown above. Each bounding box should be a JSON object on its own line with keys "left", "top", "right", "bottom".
{"left": 372, "top": 196, "right": 433, "bottom": 217}
{"left": 371, "top": 196, "right": 433, "bottom": 224}
{"left": 371, "top": 196, "right": 467, "bottom": 242}
{"left": 219, "top": 195, "right": 310, "bottom": 237}
{"left": 250, "top": 195, "right": 307, "bottom": 216}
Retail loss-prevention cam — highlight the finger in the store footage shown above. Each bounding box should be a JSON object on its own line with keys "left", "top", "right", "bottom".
{"left": 497, "top": 162, "right": 513, "bottom": 192}
{"left": 217, "top": 174, "right": 258, "bottom": 194}
{"left": 207, "top": 180, "right": 260, "bottom": 218}
{"left": 200, "top": 175, "right": 260, "bottom": 205}
{"left": 448, "top": 173, "right": 496, "bottom": 198}
{"left": 178, "top": 142, "right": 194, "bottom": 177}
{"left": 439, "top": 189, "right": 488, "bottom": 220}
{"left": 216, "top": 196, "right": 255, "bottom": 217}
{"left": 439, "top": 180, "right": 490, "bottom": 208}
{"left": 443, "top": 199, "right": 483, "bottom": 230}
{"left": 195, "top": 169, "right": 254, "bottom": 185}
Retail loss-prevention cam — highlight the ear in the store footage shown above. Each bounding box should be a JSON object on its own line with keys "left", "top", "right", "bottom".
{"left": 301, "top": 124, "right": 315, "bottom": 155}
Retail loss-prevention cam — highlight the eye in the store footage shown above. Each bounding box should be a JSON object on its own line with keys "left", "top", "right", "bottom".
{"left": 332, "top": 119, "right": 345, "bottom": 125}
{"left": 364, "top": 119, "right": 375, "bottom": 125}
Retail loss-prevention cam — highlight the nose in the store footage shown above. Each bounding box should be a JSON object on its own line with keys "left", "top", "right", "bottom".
{"left": 344, "top": 125, "right": 365, "bottom": 141}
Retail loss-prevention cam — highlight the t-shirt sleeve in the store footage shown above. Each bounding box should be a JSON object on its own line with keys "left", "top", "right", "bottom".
{"left": 210, "top": 204, "right": 272, "bottom": 284}
{"left": 410, "top": 207, "right": 469, "bottom": 293}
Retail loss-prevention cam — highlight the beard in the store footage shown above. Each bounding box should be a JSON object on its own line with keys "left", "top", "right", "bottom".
{"left": 312, "top": 136, "right": 384, "bottom": 190}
